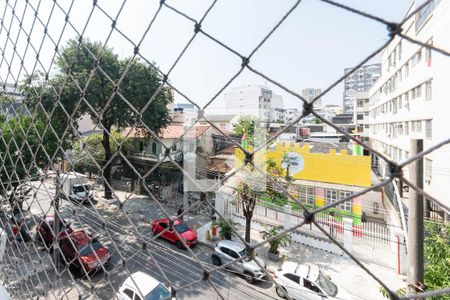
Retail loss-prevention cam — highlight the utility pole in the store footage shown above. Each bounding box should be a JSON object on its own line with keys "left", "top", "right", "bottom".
{"left": 407, "top": 139, "right": 424, "bottom": 295}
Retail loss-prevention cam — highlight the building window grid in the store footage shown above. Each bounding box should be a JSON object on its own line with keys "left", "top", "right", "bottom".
{"left": 325, "top": 189, "right": 338, "bottom": 206}
{"left": 425, "top": 120, "right": 432, "bottom": 139}
{"left": 339, "top": 191, "right": 352, "bottom": 211}
{"left": 425, "top": 80, "right": 432, "bottom": 100}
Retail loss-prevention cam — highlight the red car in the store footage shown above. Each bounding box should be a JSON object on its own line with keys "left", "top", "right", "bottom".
{"left": 36, "top": 215, "right": 72, "bottom": 249}
{"left": 58, "top": 230, "right": 110, "bottom": 274}
{"left": 151, "top": 218, "right": 197, "bottom": 249}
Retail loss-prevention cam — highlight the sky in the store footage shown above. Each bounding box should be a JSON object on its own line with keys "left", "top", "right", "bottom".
{"left": 0, "top": 0, "right": 417, "bottom": 113}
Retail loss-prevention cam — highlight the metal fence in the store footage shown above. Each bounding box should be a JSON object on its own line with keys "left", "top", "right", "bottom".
{"left": 0, "top": 0, "right": 449, "bottom": 300}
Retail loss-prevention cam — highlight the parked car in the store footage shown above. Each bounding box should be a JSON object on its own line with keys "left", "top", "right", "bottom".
{"left": 273, "top": 261, "right": 348, "bottom": 299}
{"left": 58, "top": 230, "right": 110, "bottom": 274}
{"left": 211, "top": 240, "right": 266, "bottom": 283}
{"left": 151, "top": 218, "right": 197, "bottom": 249}
{"left": 35, "top": 215, "right": 72, "bottom": 248}
{"left": 7, "top": 213, "right": 31, "bottom": 243}
{"left": 116, "top": 271, "right": 172, "bottom": 300}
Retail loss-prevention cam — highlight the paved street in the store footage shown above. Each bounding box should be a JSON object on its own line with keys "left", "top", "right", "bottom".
{"left": 1, "top": 179, "right": 405, "bottom": 300}
{"left": 2, "top": 180, "right": 279, "bottom": 300}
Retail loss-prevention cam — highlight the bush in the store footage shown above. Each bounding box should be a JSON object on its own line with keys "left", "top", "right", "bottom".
{"left": 217, "top": 218, "right": 237, "bottom": 240}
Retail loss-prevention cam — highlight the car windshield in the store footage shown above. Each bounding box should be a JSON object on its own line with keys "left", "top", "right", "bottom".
{"left": 73, "top": 185, "right": 90, "bottom": 193}
{"left": 316, "top": 271, "right": 338, "bottom": 297}
{"left": 79, "top": 240, "right": 103, "bottom": 256}
{"left": 174, "top": 223, "right": 189, "bottom": 233}
{"left": 144, "top": 284, "right": 171, "bottom": 300}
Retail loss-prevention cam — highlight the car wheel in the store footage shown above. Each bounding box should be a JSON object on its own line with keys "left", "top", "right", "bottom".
{"left": 175, "top": 240, "right": 183, "bottom": 249}
{"left": 243, "top": 271, "right": 256, "bottom": 284}
{"left": 276, "top": 286, "right": 287, "bottom": 298}
{"left": 212, "top": 255, "right": 221, "bottom": 266}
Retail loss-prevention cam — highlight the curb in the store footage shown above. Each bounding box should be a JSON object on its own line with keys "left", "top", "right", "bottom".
{"left": 198, "top": 240, "right": 215, "bottom": 250}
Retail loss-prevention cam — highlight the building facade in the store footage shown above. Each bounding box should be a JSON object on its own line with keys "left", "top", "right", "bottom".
{"left": 224, "top": 85, "right": 284, "bottom": 123}
{"left": 0, "top": 82, "right": 27, "bottom": 119}
{"left": 302, "top": 88, "right": 322, "bottom": 107}
{"left": 368, "top": 0, "right": 450, "bottom": 220}
{"left": 343, "top": 63, "right": 381, "bottom": 114}
{"left": 354, "top": 91, "right": 370, "bottom": 142}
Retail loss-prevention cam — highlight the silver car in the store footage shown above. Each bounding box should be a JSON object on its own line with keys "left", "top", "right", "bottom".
{"left": 211, "top": 240, "right": 266, "bottom": 283}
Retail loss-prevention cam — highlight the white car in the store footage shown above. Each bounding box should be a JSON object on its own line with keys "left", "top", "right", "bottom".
{"left": 117, "top": 271, "right": 172, "bottom": 300}
{"left": 273, "top": 261, "right": 348, "bottom": 300}
{"left": 212, "top": 240, "right": 267, "bottom": 283}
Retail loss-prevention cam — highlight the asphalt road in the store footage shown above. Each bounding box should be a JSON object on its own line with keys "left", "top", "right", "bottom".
{"left": 1, "top": 180, "right": 280, "bottom": 300}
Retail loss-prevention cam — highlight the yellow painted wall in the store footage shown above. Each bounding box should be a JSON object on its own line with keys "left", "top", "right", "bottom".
{"left": 235, "top": 142, "right": 371, "bottom": 187}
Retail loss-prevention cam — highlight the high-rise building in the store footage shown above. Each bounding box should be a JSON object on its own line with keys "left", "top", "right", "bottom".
{"left": 368, "top": 0, "right": 449, "bottom": 221}
{"left": 343, "top": 63, "right": 381, "bottom": 114}
{"left": 302, "top": 88, "right": 322, "bottom": 107}
{"left": 224, "top": 85, "right": 284, "bottom": 123}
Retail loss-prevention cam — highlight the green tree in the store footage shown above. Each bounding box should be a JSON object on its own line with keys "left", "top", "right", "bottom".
{"left": 380, "top": 221, "right": 450, "bottom": 300}
{"left": 424, "top": 221, "right": 450, "bottom": 299}
{"left": 71, "top": 130, "right": 131, "bottom": 175}
{"left": 237, "top": 181, "right": 257, "bottom": 243}
{"left": 24, "top": 39, "right": 172, "bottom": 199}
{"left": 233, "top": 116, "right": 268, "bottom": 146}
{"left": 0, "top": 116, "right": 59, "bottom": 211}
{"left": 261, "top": 226, "right": 291, "bottom": 255}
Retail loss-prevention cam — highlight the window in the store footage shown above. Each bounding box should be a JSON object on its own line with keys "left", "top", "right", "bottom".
{"left": 426, "top": 80, "right": 432, "bottom": 100}
{"left": 152, "top": 142, "right": 157, "bottom": 155}
{"left": 416, "top": 85, "right": 422, "bottom": 98}
{"left": 398, "top": 41, "right": 402, "bottom": 60}
{"left": 425, "top": 120, "right": 432, "bottom": 139}
{"left": 357, "top": 114, "right": 364, "bottom": 120}
{"left": 123, "top": 289, "right": 134, "bottom": 299}
{"left": 299, "top": 186, "right": 315, "bottom": 206}
{"left": 412, "top": 88, "right": 416, "bottom": 99}
{"left": 425, "top": 158, "right": 432, "bottom": 181}
{"left": 425, "top": 39, "right": 433, "bottom": 66}
{"left": 339, "top": 191, "right": 352, "bottom": 211}
{"left": 134, "top": 294, "right": 142, "bottom": 300}
{"left": 417, "top": 49, "right": 422, "bottom": 63}
{"left": 228, "top": 249, "right": 240, "bottom": 259}
{"left": 326, "top": 190, "right": 337, "bottom": 206}
{"left": 412, "top": 120, "right": 422, "bottom": 133}
{"left": 284, "top": 273, "right": 300, "bottom": 284}
{"left": 357, "top": 100, "right": 364, "bottom": 107}
{"left": 405, "top": 121, "right": 409, "bottom": 135}
{"left": 303, "top": 278, "right": 322, "bottom": 294}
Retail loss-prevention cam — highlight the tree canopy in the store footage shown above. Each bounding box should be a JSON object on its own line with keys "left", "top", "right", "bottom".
{"left": 0, "top": 116, "right": 59, "bottom": 210}
{"left": 23, "top": 38, "right": 173, "bottom": 199}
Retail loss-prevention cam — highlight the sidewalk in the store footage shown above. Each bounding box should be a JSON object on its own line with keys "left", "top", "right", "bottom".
{"left": 94, "top": 189, "right": 209, "bottom": 230}
{"left": 197, "top": 222, "right": 406, "bottom": 300}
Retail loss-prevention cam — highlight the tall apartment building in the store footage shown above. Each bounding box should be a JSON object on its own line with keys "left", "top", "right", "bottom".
{"left": 224, "top": 85, "right": 284, "bottom": 123}
{"left": 302, "top": 88, "right": 322, "bottom": 107}
{"left": 368, "top": 0, "right": 449, "bottom": 220}
{"left": 344, "top": 63, "right": 381, "bottom": 114}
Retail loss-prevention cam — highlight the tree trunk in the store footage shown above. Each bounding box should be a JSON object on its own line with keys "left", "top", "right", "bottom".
{"left": 245, "top": 216, "right": 251, "bottom": 243}
{"left": 102, "top": 121, "right": 113, "bottom": 199}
